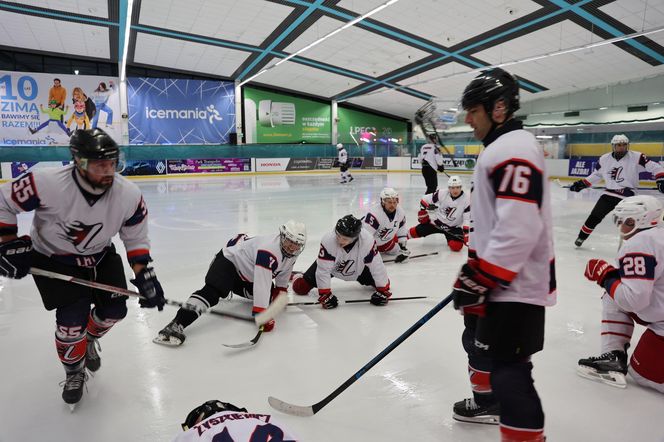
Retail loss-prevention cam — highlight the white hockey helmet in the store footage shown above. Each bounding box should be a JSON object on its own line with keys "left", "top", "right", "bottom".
{"left": 336, "top": 143, "right": 344, "bottom": 149}
{"left": 448, "top": 175, "right": 463, "bottom": 188}
{"left": 380, "top": 187, "right": 399, "bottom": 202}
{"left": 279, "top": 220, "right": 306, "bottom": 258}
{"left": 612, "top": 195, "right": 663, "bottom": 237}
{"left": 611, "top": 134, "right": 629, "bottom": 146}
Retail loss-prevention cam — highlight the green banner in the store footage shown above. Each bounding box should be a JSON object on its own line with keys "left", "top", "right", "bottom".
{"left": 243, "top": 88, "right": 331, "bottom": 143}
{"left": 337, "top": 107, "right": 407, "bottom": 145}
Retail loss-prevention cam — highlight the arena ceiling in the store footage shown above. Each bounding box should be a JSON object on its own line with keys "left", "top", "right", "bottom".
{"left": 1, "top": 0, "right": 664, "bottom": 119}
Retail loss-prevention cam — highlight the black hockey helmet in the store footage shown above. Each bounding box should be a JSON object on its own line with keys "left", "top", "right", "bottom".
{"left": 335, "top": 214, "right": 362, "bottom": 238}
{"left": 181, "top": 400, "right": 247, "bottom": 431}
{"left": 69, "top": 128, "right": 120, "bottom": 161}
{"left": 461, "top": 68, "right": 520, "bottom": 116}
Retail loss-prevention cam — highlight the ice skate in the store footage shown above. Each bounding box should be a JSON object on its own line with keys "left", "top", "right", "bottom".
{"left": 452, "top": 397, "right": 500, "bottom": 425}
{"left": 574, "top": 237, "right": 584, "bottom": 248}
{"left": 153, "top": 320, "right": 186, "bottom": 347}
{"left": 60, "top": 370, "right": 88, "bottom": 410}
{"left": 85, "top": 337, "right": 101, "bottom": 373}
{"left": 577, "top": 348, "right": 628, "bottom": 388}
{"left": 347, "top": 176, "right": 354, "bottom": 183}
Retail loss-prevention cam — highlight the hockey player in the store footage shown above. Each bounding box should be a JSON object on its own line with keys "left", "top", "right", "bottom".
{"left": 408, "top": 175, "right": 470, "bottom": 252}
{"left": 418, "top": 134, "right": 445, "bottom": 194}
{"left": 154, "top": 221, "right": 306, "bottom": 346}
{"left": 175, "top": 399, "right": 298, "bottom": 441}
{"left": 362, "top": 187, "right": 410, "bottom": 263}
{"left": 0, "top": 128, "right": 165, "bottom": 407}
{"left": 337, "top": 143, "right": 353, "bottom": 183}
{"left": 452, "top": 68, "right": 555, "bottom": 442}
{"left": 579, "top": 195, "right": 664, "bottom": 393}
{"left": 292, "top": 214, "right": 391, "bottom": 308}
{"left": 570, "top": 134, "right": 664, "bottom": 247}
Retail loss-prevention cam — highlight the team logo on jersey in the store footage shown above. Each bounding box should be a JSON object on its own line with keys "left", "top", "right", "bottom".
{"left": 444, "top": 207, "right": 457, "bottom": 221}
{"left": 56, "top": 221, "right": 104, "bottom": 253}
{"left": 335, "top": 259, "right": 356, "bottom": 276}
{"left": 377, "top": 227, "right": 395, "bottom": 240}
{"left": 610, "top": 166, "right": 624, "bottom": 182}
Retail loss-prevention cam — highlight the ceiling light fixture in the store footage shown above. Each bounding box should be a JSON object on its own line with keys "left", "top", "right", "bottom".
{"left": 598, "top": 107, "right": 608, "bottom": 110}
{"left": 238, "top": 0, "right": 400, "bottom": 87}
{"left": 120, "top": 0, "right": 135, "bottom": 83}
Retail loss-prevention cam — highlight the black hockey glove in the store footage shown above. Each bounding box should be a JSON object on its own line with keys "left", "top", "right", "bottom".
{"left": 657, "top": 179, "right": 664, "bottom": 193}
{"left": 0, "top": 236, "right": 32, "bottom": 279}
{"left": 569, "top": 180, "right": 589, "bottom": 192}
{"left": 318, "top": 291, "right": 338, "bottom": 309}
{"left": 131, "top": 267, "right": 166, "bottom": 311}
{"left": 394, "top": 242, "right": 411, "bottom": 263}
{"left": 437, "top": 165, "right": 445, "bottom": 173}
{"left": 370, "top": 289, "right": 392, "bottom": 306}
{"left": 452, "top": 261, "right": 497, "bottom": 316}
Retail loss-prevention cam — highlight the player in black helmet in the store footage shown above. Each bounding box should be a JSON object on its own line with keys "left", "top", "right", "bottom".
{"left": 292, "top": 214, "right": 392, "bottom": 308}
{"left": 0, "top": 128, "right": 165, "bottom": 408}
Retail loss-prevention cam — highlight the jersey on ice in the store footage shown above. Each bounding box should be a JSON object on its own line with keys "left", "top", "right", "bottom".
{"left": 315, "top": 229, "right": 388, "bottom": 293}
{"left": 469, "top": 122, "right": 556, "bottom": 307}
{"left": 0, "top": 165, "right": 150, "bottom": 266}
{"left": 338, "top": 148, "right": 348, "bottom": 165}
{"left": 421, "top": 189, "right": 470, "bottom": 228}
{"left": 418, "top": 143, "right": 443, "bottom": 169}
{"left": 222, "top": 234, "right": 296, "bottom": 312}
{"left": 583, "top": 151, "right": 664, "bottom": 198}
{"left": 363, "top": 206, "right": 407, "bottom": 252}
{"left": 172, "top": 410, "right": 297, "bottom": 442}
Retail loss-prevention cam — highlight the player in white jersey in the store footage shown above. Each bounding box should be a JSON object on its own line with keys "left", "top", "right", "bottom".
{"left": 363, "top": 187, "right": 410, "bottom": 263}
{"left": 570, "top": 134, "right": 664, "bottom": 247}
{"left": 0, "top": 128, "right": 165, "bottom": 407}
{"left": 154, "top": 221, "right": 306, "bottom": 346}
{"left": 451, "top": 69, "right": 555, "bottom": 442}
{"left": 337, "top": 143, "right": 353, "bottom": 183}
{"left": 418, "top": 134, "right": 445, "bottom": 194}
{"left": 174, "top": 399, "right": 298, "bottom": 442}
{"left": 408, "top": 175, "right": 470, "bottom": 252}
{"left": 292, "top": 215, "right": 391, "bottom": 308}
{"left": 579, "top": 196, "right": 664, "bottom": 393}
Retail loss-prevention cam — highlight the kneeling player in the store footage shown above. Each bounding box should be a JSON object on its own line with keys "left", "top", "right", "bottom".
{"left": 154, "top": 221, "right": 306, "bottom": 346}
{"left": 579, "top": 195, "right": 664, "bottom": 393}
{"left": 363, "top": 187, "right": 410, "bottom": 263}
{"left": 408, "top": 175, "right": 470, "bottom": 251}
{"left": 292, "top": 214, "right": 391, "bottom": 308}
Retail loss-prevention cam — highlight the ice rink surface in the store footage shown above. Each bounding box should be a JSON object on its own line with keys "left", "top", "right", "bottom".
{"left": 1, "top": 171, "right": 663, "bottom": 442}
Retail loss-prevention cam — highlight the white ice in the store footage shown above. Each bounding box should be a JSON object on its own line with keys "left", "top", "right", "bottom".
{"left": 1, "top": 172, "right": 662, "bottom": 442}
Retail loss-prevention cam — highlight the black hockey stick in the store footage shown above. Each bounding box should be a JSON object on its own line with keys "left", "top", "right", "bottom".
{"left": 268, "top": 293, "right": 454, "bottom": 416}
{"left": 554, "top": 178, "right": 657, "bottom": 191}
{"left": 287, "top": 296, "right": 427, "bottom": 307}
{"left": 223, "top": 325, "right": 265, "bottom": 349}
{"left": 383, "top": 251, "right": 439, "bottom": 263}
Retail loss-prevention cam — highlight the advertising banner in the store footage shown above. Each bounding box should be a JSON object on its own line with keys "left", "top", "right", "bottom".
{"left": 243, "top": 88, "right": 331, "bottom": 144}
{"left": 122, "top": 160, "right": 167, "bottom": 176}
{"left": 359, "top": 157, "right": 387, "bottom": 170}
{"left": 337, "top": 107, "right": 407, "bottom": 146}
{"left": 568, "top": 158, "right": 597, "bottom": 177}
{"left": 10, "top": 161, "right": 70, "bottom": 178}
{"left": 0, "top": 70, "right": 121, "bottom": 146}
{"left": 127, "top": 78, "right": 235, "bottom": 145}
{"left": 166, "top": 158, "right": 251, "bottom": 174}
{"left": 255, "top": 158, "right": 291, "bottom": 172}
{"left": 411, "top": 156, "right": 476, "bottom": 171}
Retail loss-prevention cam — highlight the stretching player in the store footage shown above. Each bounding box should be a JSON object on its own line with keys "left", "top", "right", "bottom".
{"left": 337, "top": 143, "right": 353, "bottom": 183}
{"left": 154, "top": 221, "right": 306, "bottom": 346}
{"left": 0, "top": 128, "right": 165, "bottom": 407}
{"left": 175, "top": 399, "right": 298, "bottom": 441}
{"left": 408, "top": 175, "right": 470, "bottom": 252}
{"left": 418, "top": 134, "right": 445, "bottom": 194}
{"left": 452, "top": 68, "right": 555, "bottom": 442}
{"left": 570, "top": 134, "right": 664, "bottom": 247}
{"left": 363, "top": 187, "right": 410, "bottom": 263}
{"left": 292, "top": 215, "right": 391, "bottom": 308}
{"left": 579, "top": 196, "right": 664, "bottom": 393}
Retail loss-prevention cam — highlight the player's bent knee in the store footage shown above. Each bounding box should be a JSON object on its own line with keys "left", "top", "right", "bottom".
{"left": 292, "top": 275, "right": 313, "bottom": 295}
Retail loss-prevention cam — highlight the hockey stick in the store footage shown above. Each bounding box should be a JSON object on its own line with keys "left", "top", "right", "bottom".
{"left": 383, "top": 252, "right": 439, "bottom": 263}
{"left": 29, "top": 267, "right": 285, "bottom": 326}
{"left": 268, "top": 293, "right": 454, "bottom": 416}
{"left": 555, "top": 178, "right": 657, "bottom": 191}
{"left": 287, "top": 296, "right": 427, "bottom": 307}
{"left": 223, "top": 325, "right": 265, "bottom": 349}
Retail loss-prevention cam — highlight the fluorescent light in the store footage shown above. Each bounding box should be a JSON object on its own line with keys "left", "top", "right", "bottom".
{"left": 239, "top": 0, "right": 400, "bottom": 87}
{"left": 598, "top": 107, "right": 608, "bottom": 110}
{"left": 536, "top": 135, "right": 553, "bottom": 139}
{"left": 653, "top": 102, "right": 661, "bottom": 105}
{"left": 120, "top": 0, "right": 134, "bottom": 82}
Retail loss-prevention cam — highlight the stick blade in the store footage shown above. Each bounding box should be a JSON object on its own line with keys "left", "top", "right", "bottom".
{"left": 254, "top": 293, "right": 288, "bottom": 326}
{"left": 268, "top": 396, "right": 315, "bottom": 417}
{"left": 222, "top": 341, "right": 255, "bottom": 349}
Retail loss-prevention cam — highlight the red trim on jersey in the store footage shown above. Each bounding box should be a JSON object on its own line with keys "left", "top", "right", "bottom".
{"left": 127, "top": 249, "right": 150, "bottom": 259}
{"left": 602, "top": 331, "right": 632, "bottom": 339}
{"left": 496, "top": 194, "right": 539, "bottom": 205}
{"left": 655, "top": 172, "right": 664, "bottom": 179}
{"left": 606, "top": 279, "right": 621, "bottom": 298}
{"left": 318, "top": 288, "right": 331, "bottom": 295}
{"left": 478, "top": 258, "right": 517, "bottom": 283}
{"left": 582, "top": 178, "right": 592, "bottom": 187}
{"left": 500, "top": 424, "right": 544, "bottom": 441}
{"left": 0, "top": 222, "right": 16, "bottom": 227}
{"left": 602, "top": 320, "right": 634, "bottom": 327}
{"left": 490, "top": 157, "right": 543, "bottom": 175}
{"left": 377, "top": 235, "right": 398, "bottom": 252}
{"left": 375, "top": 279, "right": 390, "bottom": 292}
{"left": 252, "top": 306, "right": 266, "bottom": 314}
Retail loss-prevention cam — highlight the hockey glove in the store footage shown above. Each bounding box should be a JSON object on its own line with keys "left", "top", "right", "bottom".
{"left": 417, "top": 209, "right": 430, "bottom": 224}
{"left": 318, "top": 291, "right": 338, "bottom": 309}
{"left": 452, "top": 261, "right": 497, "bottom": 316}
{"left": 657, "top": 179, "right": 664, "bottom": 193}
{"left": 437, "top": 165, "right": 445, "bottom": 173}
{"left": 570, "top": 180, "right": 589, "bottom": 192}
{"left": 0, "top": 235, "right": 32, "bottom": 279}
{"left": 370, "top": 289, "right": 392, "bottom": 306}
{"left": 132, "top": 267, "right": 166, "bottom": 311}
{"left": 394, "top": 241, "right": 411, "bottom": 263}
{"left": 463, "top": 226, "right": 470, "bottom": 245}
{"left": 584, "top": 259, "right": 621, "bottom": 294}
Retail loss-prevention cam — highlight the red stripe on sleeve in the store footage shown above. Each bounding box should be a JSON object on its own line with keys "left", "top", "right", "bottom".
{"left": 478, "top": 258, "right": 517, "bottom": 283}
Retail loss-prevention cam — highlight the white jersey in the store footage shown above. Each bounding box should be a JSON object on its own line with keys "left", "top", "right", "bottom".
{"left": 421, "top": 189, "right": 470, "bottom": 228}
{"left": 584, "top": 150, "right": 664, "bottom": 198}
{"left": 469, "top": 121, "right": 556, "bottom": 307}
{"left": 316, "top": 229, "right": 389, "bottom": 293}
{"left": 222, "top": 234, "right": 296, "bottom": 311}
{"left": 362, "top": 206, "right": 407, "bottom": 252}
{"left": 172, "top": 410, "right": 297, "bottom": 442}
{"left": 609, "top": 226, "right": 664, "bottom": 336}
{"left": 418, "top": 143, "right": 443, "bottom": 169}
{"left": 338, "top": 148, "right": 348, "bottom": 165}
{"left": 0, "top": 165, "right": 150, "bottom": 267}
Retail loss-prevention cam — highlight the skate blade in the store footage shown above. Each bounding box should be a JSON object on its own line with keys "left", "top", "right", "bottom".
{"left": 576, "top": 366, "right": 627, "bottom": 388}
{"left": 452, "top": 413, "right": 499, "bottom": 425}
{"left": 152, "top": 335, "right": 183, "bottom": 347}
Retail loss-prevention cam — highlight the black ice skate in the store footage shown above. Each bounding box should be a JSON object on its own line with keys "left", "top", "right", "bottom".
{"left": 153, "top": 320, "right": 186, "bottom": 347}
{"left": 348, "top": 176, "right": 354, "bottom": 183}
{"left": 452, "top": 397, "right": 500, "bottom": 425}
{"left": 85, "top": 338, "right": 101, "bottom": 372}
{"left": 577, "top": 347, "right": 628, "bottom": 388}
{"left": 574, "top": 237, "right": 584, "bottom": 248}
{"left": 61, "top": 370, "right": 88, "bottom": 410}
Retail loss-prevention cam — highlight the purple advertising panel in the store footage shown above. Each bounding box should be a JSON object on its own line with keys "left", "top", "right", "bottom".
{"left": 166, "top": 158, "right": 251, "bottom": 174}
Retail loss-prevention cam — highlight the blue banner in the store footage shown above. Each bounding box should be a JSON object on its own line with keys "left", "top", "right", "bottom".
{"left": 568, "top": 158, "right": 597, "bottom": 177}
{"left": 127, "top": 78, "right": 235, "bottom": 145}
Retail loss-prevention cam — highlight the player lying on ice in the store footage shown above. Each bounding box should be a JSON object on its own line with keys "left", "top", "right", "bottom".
{"left": 362, "top": 187, "right": 411, "bottom": 263}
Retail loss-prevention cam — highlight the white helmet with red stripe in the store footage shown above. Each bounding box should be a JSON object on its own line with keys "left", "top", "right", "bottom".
{"left": 612, "top": 195, "right": 662, "bottom": 237}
